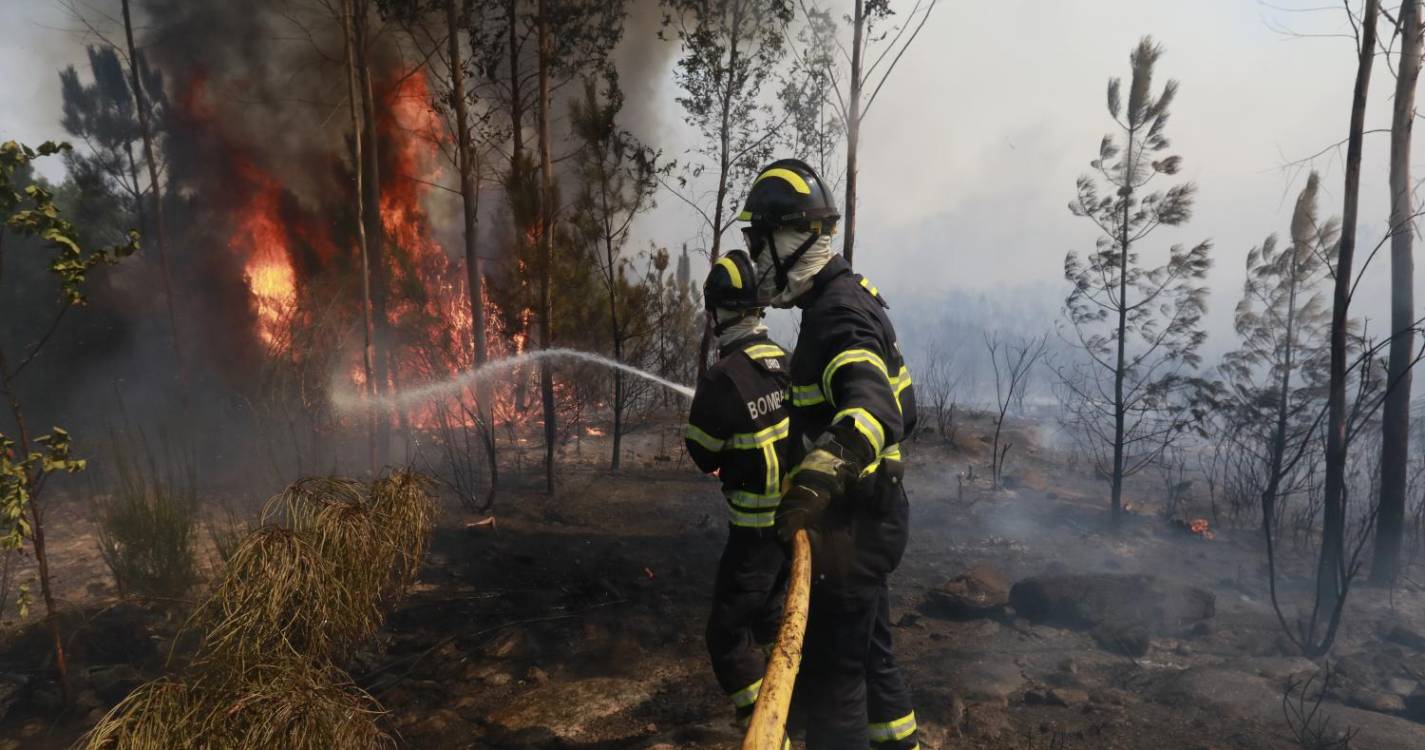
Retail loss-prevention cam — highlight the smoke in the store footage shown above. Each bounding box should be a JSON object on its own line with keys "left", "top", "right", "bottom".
{"left": 5, "top": 0, "right": 692, "bottom": 484}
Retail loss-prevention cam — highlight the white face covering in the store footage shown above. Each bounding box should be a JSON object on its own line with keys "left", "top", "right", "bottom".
{"left": 765, "top": 228, "right": 834, "bottom": 308}
{"left": 714, "top": 308, "right": 768, "bottom": 349}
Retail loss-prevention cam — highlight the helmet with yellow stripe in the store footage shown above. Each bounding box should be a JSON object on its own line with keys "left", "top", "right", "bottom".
{"left": 737, "top": 158, "right": 840, "bottom": 235}
{"left": 703, "top": 249, "right": 765, "bottom": 313}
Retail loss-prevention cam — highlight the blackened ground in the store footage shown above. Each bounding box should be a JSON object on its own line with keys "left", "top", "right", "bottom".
{"left": 4, "top": 414, "right": 1425, "bottom": 749}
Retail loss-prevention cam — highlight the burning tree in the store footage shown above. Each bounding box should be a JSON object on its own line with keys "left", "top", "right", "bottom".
{"left": 1, "top": 140, "right": 137, "bottom": 704}
{"left": 1058, "top": 36, "right": 1212, "bottom": 525}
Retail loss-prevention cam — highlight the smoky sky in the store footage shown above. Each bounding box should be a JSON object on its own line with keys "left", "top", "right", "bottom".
{"left": 3, "top": 0, "right": 1419, "bottom": 364}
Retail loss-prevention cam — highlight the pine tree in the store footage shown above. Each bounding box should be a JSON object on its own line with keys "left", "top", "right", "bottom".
{"left": 1059, "top": 37, "right": 1211, "bottom": 525}
{"left": 568, "top": 73, "right": 659, "bottom": 471}
{"left": 1219, "top": 174, "right": 1336, "bottom": 532}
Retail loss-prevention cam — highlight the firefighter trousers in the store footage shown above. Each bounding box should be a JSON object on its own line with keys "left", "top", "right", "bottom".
{"left": 706, "top": 524, "right": 787, "bottom": 719}
{"left": 799, "top": 482, "right": 917, "bottom": 750}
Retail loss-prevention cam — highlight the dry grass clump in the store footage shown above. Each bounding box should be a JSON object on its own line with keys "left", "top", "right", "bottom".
{"left": 208, "top": 661, "right": 394, "bottom": 750}
{"left": 369, "top": 470, "right": 436, "bottom": 591}
{"left": 81, "top": 660, "right": 393, "bottom": 750}
{"left": 81, "top": 678, "right": 205, "bottom": 749}
{"left": 193, "top": 525, "right": 375, "bottom": 666}
{"left": 79, "top": 472, "right": 437, "bottom": 750}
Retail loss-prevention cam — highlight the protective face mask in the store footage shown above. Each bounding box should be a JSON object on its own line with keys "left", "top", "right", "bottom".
{"left": 769, "top": 229, "right": 833, "bottom": 308}
{"left": 714, "top": 308, "right": 767, "bottom": 349}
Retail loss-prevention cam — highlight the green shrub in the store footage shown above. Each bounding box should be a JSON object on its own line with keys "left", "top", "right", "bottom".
{"left": 95, "top": 437, "right": 198, "bottom": 600}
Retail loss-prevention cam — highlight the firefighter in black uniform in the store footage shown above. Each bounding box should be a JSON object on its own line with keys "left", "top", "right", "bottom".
{"left": 738, "top": 159, "right": 919, "bottom": 750}
{"left": 684, "top": 249, "right": 793, "bottom": 729}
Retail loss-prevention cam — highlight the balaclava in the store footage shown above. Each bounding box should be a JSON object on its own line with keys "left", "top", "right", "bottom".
{"left": 763, "top": 227, "right": 834, "bottom": 308}
{"left": 714, "top": 307, "right": 768, "bottom": 350}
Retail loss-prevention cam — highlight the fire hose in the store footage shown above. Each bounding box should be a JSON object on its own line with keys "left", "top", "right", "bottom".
{"left": 740, "top": 528, "right": 811, "bottom": 750}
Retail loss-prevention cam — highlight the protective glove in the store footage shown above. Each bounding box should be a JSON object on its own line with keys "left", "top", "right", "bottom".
{"left": 775, "top": 424, "right": 872, "bottom": 544}
{"left": 774, "top": 448, "right": 842, "bottom": 544}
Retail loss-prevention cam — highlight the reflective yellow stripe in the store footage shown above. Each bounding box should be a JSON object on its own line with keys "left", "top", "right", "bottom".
{"left": 716, "top": 256, "right": 743, "bottom": 289}
{"left": 727, "top": 489, "right": 781, "bottom": 509}
{"left": 685, "top": 423, "right": 725, "bottom": 452}
{"left": 753, "top": 167, "right": 811, "bottom": 194}
{"left": 792, "top": 382, "right": 825, "bottom": 406}
{"left": 868, "top": 711, "right": 917, "bottom": 742}
{"left": 736, "top": 210, "right": 753, "bottom": 221}
{"left": 834, "top": 407, "right": 885, "bottom": 456}
{"left": 743, "top": 344, "right": 784, "bottom": 360}
{"left": 883, "top": 444, "right": 902, "bottom": 462}
{"left": 730, "top": 678, "right": 762, "bottom": 708}
{"left": 859, "top": 276, "right": 881, "bottom": 298}
{"left": 821, "top": 349, "right": 891, "bottom": 409}
{"left": 729, "top": 508, "right": 775, "bottom": 528}
{"left": 726, "top": 417, "right": 789, "bottom": 450}
{"left": 763, "top": 440, "right": 779, "bottom": 498}
{"left": 891, "top": 365, "right": 912, "bottom": 397}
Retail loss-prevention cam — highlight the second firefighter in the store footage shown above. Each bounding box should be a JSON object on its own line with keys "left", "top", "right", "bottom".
{"left": 684, "top": 249, "right": 793, "bottom": 726}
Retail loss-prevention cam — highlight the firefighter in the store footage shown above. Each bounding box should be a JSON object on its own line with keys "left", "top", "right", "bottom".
{"left": 684, "top": 249, "right": 793, "bottom": 730}
{"left": 738, "top": 158, "right": 919, "bottom": 750}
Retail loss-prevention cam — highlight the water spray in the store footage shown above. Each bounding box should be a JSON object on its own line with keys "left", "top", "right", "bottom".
{"left": 330, "top": 348, "right": 696, "bottom": 414}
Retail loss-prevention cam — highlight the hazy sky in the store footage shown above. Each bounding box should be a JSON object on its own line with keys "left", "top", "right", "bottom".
{"left": 2, "top": 0, "right": 1415, "bottom": 357}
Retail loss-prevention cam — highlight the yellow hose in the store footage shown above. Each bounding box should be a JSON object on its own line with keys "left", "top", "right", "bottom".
{"left": 741, "top": 529, "right": 811, "bottom": 750}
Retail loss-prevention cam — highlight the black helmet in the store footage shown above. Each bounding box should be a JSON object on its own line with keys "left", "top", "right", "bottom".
{"left": 702, "top": 249, "right": 764, "bottom": 313}
{"left": 737, "top": 158, "right": 840, "bottom": 234}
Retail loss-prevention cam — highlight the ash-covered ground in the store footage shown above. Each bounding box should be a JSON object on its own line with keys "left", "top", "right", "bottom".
{"left": 3, "top": 412, "right": 1425, "bottom": 750}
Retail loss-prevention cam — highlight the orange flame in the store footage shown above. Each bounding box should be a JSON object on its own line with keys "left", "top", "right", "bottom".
{"left": 230, "top": 160, "right": 296, "bottom": 348}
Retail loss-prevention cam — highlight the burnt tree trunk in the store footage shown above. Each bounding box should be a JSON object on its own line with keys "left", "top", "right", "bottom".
{"left": 1320, "top": 0, "right": 1380, "bottom": 616}
{"left": 446, "top": 0, "right": 498, "bottom": 497}
{"left": 1109, "top": 122, "right": 1136, "bottom": 526}
{"left": 343, "top": 0, "right": 378, "bottom": 473}
{"left": 354, "top": 0, "right": 392, "bottom": 466}
{"left": 843, "top": 0, "right": 865, "bottom": 266}
{"left": 536, "top": 0, "right": 557, "bottom": 493}
{"left": 1374, "top": 0, "right": 1421, "bottom": 584}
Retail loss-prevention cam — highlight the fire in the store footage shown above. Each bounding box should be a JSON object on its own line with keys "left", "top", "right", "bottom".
{"left": 1189, "top": 518, "right": 1215, "bottom": 541}
{"left": 198, "top": 60, "right": 539, "bottom": 434}
{"left": 230, "top": 160, "right": 297, "bottom": 348}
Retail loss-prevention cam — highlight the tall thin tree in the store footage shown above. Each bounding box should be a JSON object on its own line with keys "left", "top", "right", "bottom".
{"left": 120, "top": 0, "right": 183, "bottom": 375}
{"left": 1059, "top": 37, "right": 1212, "bottom": 525}
{"left": 353, "top": 0, "right": 395, "bottom": 465}
{"left": 569, "top": 74, "right": 660, "bottom": 471}
{"left": 342, "top": 0, "right": 380, "bottom": 472}
{"left": 444, "top": 0, "right": 498, "bottom": 495}
{"left": 836, "top": 0, "right": 937, "bottom": 265}
{"left": 1373, "top": 0, "right": 1421, "bottom": 584}
{"left": 661, "top": 0, "right": 793, "bottom": 377}
{"left": 1320, "top": 0, "right": 1380, "bottom": 612}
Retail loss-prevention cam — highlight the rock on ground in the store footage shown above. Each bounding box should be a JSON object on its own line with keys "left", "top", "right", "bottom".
{"left": 921, "top": 565, "right": 1011, "bottom": 620}
{"left": 1151, "top": 666, "right": 1425, "bottom": 750}
{"left": 1008, "top": 573, "right": 1215, "bottom": 652}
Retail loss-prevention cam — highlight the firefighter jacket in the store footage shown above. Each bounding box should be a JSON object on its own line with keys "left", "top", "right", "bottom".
{"left": 685, "top": 334, "right": 792, "bottom": 529}
{"left": 788, "top": 254, "right": 916, "bottom": 475}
